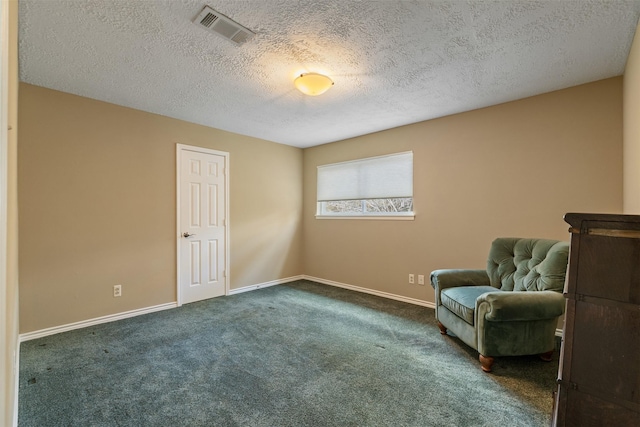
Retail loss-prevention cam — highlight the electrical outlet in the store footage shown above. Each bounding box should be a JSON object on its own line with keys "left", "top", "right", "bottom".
{"left": 418, "top": 275, "right": 425, "bottom": 285}
{"left": 113, "top": 285, "right": 122, "bottom": 297}
{"left": 409, "top": 274, "right": 415, "bottom": 284}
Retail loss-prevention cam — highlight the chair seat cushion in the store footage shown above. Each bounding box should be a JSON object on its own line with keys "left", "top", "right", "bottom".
{"left": 441, "top": 286, "right": 499, "bottom": 325}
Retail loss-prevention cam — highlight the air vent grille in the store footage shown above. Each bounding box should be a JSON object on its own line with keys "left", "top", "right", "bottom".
{"left": 193, "top": 5, "right": 255, "bottom": 45}
{"left": 200, "top": 12, "right": 218, "bottom": 28}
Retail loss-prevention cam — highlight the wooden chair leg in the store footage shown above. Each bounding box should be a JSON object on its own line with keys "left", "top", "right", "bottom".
{"left": 437, "top": 321, "right": 447, "bottom": 335}
{"left": 539, "top": 350, "right": 554, "bottom": 362}
{"left": 479, "top": 354, "right": 494, "bottom": 372}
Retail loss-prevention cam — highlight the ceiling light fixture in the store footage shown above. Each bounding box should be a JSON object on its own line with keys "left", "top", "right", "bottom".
{"left": 294, "top": 73, "right": 334, "bottom": 96}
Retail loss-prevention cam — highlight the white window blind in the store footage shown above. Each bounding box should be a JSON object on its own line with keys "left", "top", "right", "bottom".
{"left": 317, "top": 152, "right": 413, "bottom": 202}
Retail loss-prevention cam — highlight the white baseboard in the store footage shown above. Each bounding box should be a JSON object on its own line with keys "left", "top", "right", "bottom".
{"left": 19, "top": 275, "right": 432, "bottom": 342}
{"left": 19, "top": 302, "right": 178, "bottom": 342}
{"left": 228, "top": 275, "right": 305, "bottom": 295}
{"left": 303, "top": 275, "right": 436, "bottom": 309}
{"left": 230, "top": 274, "right": 435, "bottom": 309}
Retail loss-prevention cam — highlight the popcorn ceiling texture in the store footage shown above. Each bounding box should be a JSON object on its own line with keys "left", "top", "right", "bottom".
{"left": 18, "top": 0, "right": 640, "bottom": 148}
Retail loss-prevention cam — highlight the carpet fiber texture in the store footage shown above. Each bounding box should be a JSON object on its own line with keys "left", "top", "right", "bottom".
{"left": 19, "top": 280, "right": 559, "bottom": 426}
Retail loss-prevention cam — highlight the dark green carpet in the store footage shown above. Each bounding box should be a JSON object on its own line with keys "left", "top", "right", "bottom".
{"left": 19, "top": 280, "right": 558, "bottom": 426}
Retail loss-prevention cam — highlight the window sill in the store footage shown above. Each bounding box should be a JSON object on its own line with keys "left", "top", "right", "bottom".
{"left": 315, "top": 214, "right": 415, "bottom": 221}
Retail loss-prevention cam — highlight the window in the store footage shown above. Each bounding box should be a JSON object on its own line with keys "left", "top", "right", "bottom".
{"left": 316, "top": 152, "right": 414, "bottom": 219}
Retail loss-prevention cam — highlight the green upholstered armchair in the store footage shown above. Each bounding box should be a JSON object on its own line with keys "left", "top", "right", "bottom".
{"left": 430, "top": 238, "right": 569, "bottom": 372}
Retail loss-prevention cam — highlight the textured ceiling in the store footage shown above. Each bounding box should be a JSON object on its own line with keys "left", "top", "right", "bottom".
{"left": 18, "top": 0, "right": 640, "bottom": 148}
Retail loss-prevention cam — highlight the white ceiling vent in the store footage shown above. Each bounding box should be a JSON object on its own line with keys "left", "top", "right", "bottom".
{"left": 193, "top": 5, "right": 255, "bottom": 45}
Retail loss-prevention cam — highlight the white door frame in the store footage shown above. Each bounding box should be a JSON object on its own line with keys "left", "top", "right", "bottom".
{"left": 176, "top": 143, "right": 230, "bottom": 306}
{"left": 0, "top": 1, "right": 10, "bottom": 424}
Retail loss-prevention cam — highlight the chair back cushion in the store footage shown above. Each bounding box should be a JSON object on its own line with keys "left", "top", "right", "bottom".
{"left": 486, "top": 238, "right": 569, "bottom": 292}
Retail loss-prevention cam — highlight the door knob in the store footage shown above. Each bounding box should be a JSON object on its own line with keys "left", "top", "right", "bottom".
{"left": 182, "top": 232, "right": 197, "bottom": 238}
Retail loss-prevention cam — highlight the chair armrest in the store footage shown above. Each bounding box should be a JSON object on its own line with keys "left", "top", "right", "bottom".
{"left": 430, "top": 270, "right": 490, "bottom": 308}
{"left": 476, "top": 290, "right": 565, "bottom": 322}
{"left": 430, "top": 269, "right": 490, "bottom": 291}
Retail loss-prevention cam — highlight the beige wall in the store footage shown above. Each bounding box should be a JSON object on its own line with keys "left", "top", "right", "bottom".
{"left": 2, "top": 0, "right": 19, "bottom": 425}
{"left": 18, "top": 84, "right": 303, "bottom": 333}
{"left": 303, "top": 78, "right": 623, "bottom": 304}
{"left": 624, "top": 21, "right": 640, "bottom": 214}
{"left": 14, "top": 65, "right": 628, "bottom": 336}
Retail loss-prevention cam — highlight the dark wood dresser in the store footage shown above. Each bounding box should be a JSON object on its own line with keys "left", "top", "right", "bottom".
{"left": 552, "top": 213, "right": 640, "bottom": 426}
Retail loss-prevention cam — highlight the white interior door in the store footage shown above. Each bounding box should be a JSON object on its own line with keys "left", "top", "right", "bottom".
{"left": 177, "top": 144, "right": 228, "bottom": 305}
